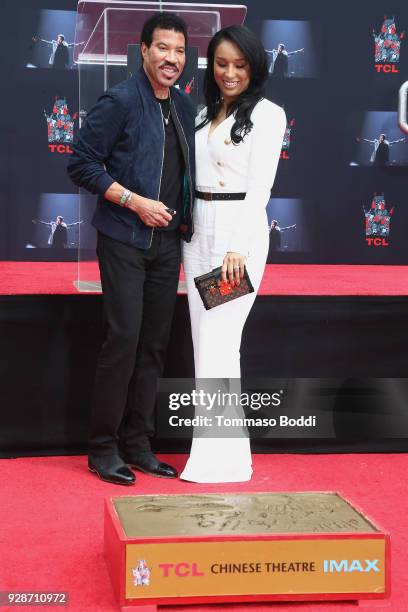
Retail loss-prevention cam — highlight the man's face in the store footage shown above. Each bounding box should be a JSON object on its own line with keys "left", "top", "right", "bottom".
{"left": 278, "top": 45, "right": 284, "bottom": 53}
{"left": 380, "top": 135, "right": 385, "bottom": 142}
{"left": 141, "top": 28, "right": 186, "bottom": 89}
{"left": 57, "top": 36, "right": 63, "bottom": 45}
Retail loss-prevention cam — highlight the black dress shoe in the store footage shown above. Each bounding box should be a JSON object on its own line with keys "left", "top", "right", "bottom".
{"left": 88, "top": 453, "right": 136, "bottom": 485}
{"left": 122, "top": 451, "right": 178, "bottom": 479}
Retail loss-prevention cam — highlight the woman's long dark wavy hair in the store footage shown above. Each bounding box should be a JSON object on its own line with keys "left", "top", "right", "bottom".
{"left": 197, "top": 25, "right": 268, "bottom": 144}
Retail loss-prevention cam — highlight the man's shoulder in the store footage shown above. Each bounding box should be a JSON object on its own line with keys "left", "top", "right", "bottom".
{"left": 171, "top": 87, "right": 195, "bottom": 115}
{"left": 102, "top": 76, "right": 141, "bottom": 106}
{"left": 105, "top": 77, "right": 138, "bottom": 96}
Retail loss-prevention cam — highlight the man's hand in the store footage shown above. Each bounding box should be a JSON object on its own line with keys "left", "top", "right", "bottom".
{"left": 127, "top": 195, "right": 173, "bottom": 228}
{"left": 221, "top": 251, "right": 245, "bottom": 287}
{"left": 103, "top": 182, "right": 173, "bottom": 228}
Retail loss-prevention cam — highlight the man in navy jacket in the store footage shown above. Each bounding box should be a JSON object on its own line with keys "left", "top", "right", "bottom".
{"left": 68, "top": 12, "right": 195, "bottom": 485}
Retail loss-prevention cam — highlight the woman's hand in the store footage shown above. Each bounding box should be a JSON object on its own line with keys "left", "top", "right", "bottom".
{"left": 221, "top": 252, "right": 245, "bottom": 287}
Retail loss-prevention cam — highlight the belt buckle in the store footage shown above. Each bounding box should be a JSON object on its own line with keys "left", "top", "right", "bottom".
{"left": 203, "top": 192, "right": 212, "bottom": 201}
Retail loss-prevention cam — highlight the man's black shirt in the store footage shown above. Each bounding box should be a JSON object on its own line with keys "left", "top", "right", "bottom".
{"left": 157, "top": 96, "right": 185, "bottom": 231}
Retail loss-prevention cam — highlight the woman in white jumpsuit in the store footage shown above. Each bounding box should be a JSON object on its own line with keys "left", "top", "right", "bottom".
{"left": 181, "top": 25, "right": 286, "bottom": 483}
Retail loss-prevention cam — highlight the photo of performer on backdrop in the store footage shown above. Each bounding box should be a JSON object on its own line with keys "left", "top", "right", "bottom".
{"left": 261, "top": 20, "right": 318, "bottom": 78}
{"left": 31, "top": 34, "right": 84, "bottom": 70}
{"left": 31, "top": 216, "right": 83, "bottom": 249}
{"left": 19, "top": 193, "right": 94, "bottom": 259}
{"left": 266, "top": 198, "right": 311, "bottom": 261}
{"left": 268, "top": 219, "right": 297, "bottom": 251}
{"left": 356, "top": 134, "right": 406, "bottom": 166}
{"left": 349, "top": 112, "right": 407, "bottom": 166}
{"left": 23, "top": 10, "right": 79, "bottom": 70}
{"left": 266, "top": 44, "right": 304, "bottom": 78}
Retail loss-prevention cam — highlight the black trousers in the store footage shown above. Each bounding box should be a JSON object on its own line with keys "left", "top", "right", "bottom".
{"left": 89, "top": 230, "right": 181, "bottom": 456}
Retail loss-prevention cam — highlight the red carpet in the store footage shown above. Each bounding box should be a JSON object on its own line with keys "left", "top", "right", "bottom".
{"left": 0, "top": 453, "right": 406, "bottom": 611}
{"left": 2, "top": 262, "right": 408, "bottom": 295}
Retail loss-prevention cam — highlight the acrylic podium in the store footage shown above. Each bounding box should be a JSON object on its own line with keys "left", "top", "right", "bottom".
{"left": 71, "top": 1, "right": 247, "bottom": 292}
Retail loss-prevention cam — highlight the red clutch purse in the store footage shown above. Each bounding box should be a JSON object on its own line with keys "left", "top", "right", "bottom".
{"left": 194, "top": 266, "right": 254, "bottom": 310}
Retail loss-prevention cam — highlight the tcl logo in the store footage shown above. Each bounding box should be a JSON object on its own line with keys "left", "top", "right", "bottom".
{"left": 48, "top": 144, "right": 73, "bottom": 154}
{"left": 375, "top": 64, "right": 399, "bottom": 73}
{"left": 158, "top": 563, "right": 204, "bottom": 577}
{"left": 366, "top": 238, "right": 389, "bottom": 247}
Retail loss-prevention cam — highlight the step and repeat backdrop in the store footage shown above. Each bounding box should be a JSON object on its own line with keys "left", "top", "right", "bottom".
{"left": 1, "top": 0, "right": 408, "bottom": 269}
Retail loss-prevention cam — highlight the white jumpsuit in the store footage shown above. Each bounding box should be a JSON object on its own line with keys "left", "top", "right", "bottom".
{"left": 180, "top": 98, "right": 286, "bottom": 483}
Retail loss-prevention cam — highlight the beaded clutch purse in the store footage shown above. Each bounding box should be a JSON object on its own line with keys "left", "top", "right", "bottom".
{"left": 194, "top": 266, "right": 254, "bottom": 310}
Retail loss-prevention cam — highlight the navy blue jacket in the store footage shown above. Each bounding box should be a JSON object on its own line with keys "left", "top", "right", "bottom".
{"left": 67, "top": 68, "right": 195, "bottom": 249}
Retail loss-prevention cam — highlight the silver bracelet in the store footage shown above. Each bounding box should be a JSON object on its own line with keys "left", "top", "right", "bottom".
{"left": 124, "top": 191, "right": 133, "bottom": 208}
{"left": 119, "top": 188, "right": 132, "bottom": 207}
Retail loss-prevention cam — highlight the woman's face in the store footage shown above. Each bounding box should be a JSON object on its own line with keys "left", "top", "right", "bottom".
{"left": 213, "top": 39, "right": 251, "bottom": 104}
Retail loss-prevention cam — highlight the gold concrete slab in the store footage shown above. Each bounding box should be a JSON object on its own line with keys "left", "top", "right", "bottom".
{"left": 113, "top": 492, "right": 377, "bottom": 537}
